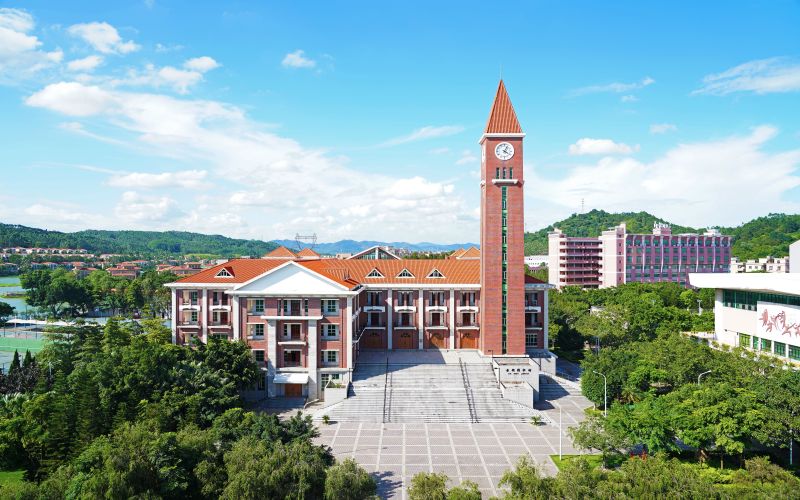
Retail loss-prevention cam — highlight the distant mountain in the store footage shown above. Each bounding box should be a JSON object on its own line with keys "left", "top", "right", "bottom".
{"left": 523, "top": 209, "right": 800, "bottom": 260}
{"left": 271, "top": 239, "right": 478, "bottom": 255}
{"left": 0, "top": 223, "right": 277, "bottom": 257}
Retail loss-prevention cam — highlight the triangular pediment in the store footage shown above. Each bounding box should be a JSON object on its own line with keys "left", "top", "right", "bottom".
{"left": 365, "top": 268, "right": 384, "bottom": 278}
{"left": 234, "top": 262, "right": 348, "bottom": 294}
{"left": 396, "top": 268, "right": 415, "bottom": 278}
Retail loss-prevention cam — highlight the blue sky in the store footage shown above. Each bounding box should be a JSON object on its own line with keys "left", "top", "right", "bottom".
{"left": 1, "top": 1, "right": 799, "bottom": 243}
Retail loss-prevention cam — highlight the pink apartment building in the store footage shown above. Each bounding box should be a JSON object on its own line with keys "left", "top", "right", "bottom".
{"left": 548, "top": 222, "right": 732, "bottom": 289}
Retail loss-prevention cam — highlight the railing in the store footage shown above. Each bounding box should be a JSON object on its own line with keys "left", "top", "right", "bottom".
{"left": 459, "top": 359, "right": 478, "bottom": 423}
{"left": 364, "top": 322, "right": 386, "bottom": 328}
{"left": 382, "top": 357, "right": 391, "bottom": 423}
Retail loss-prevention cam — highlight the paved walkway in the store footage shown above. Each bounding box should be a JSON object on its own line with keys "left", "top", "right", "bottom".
{"left": 316, "top": 393, "right": 592, "bottom": 499}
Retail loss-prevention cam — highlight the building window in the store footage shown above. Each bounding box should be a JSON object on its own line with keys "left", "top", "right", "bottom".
{"left": 461, "top": 292, "right": 476, "bottom": 306}
{"left": 321, "top": 324, "right": 339, "bottom": 339}
{"left": 321, "top": 373, "right": 341, "bottom": 388}
{"left": 253, "top": 350, "right": 265, "bottom": 362}
{"left": 495, "top": 167, "right": 500, "bottom": 179}
{"left": 761, "top": 338, "right": 772, "bottom": 352}
{"left": 283, "top": 350, "right": 301, "bottom": 366}
{"left": 789, "top": 345, "right": 800, "bottom": 361}
{"left": 427, "top": 268, "right": 445, "bottom": 279}
{"left": 322, "top": 350, "right": 339, "bottom": 365}
{"left": 429, "top": 312, "right": 445, "bottom": 327}
{"left": 282, "top": 323, "right": 302, "bottom": 340}
{"left": 367, "top": 291, "right": 382, "bottom": 306}
{"left": 322, "top": 299, "right": 339, "bottom": 315}
{"left": 252, "top": 298, "right": 265, "bottom": 314}
{"left": 397, "top": 268, "right": 415, "bottom": 278}
{"left": 752, "top": 336, "right": 760, "bottom": 350}
{"left": 250, "top": 323, "right": 264, "bottom": 338}
{"left": 775, "top": 342, "right": 786, "bottom": 357}
{"left": 525, "top": 332, "right": 538, "bottom": 348}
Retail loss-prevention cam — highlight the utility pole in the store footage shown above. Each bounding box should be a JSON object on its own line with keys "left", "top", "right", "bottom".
{"left": 593, "top": 370, "right": 608, "bottom": 417}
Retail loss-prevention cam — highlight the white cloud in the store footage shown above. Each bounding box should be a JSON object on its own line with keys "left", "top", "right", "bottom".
{"left": 67, "top": 22, "right": 140, "bottom": 54}
{"left": 25, "top": 81, "right": 472, "bottom": 241}
{"left": 568, "top": 138, "right": 638, "bottom": 156}
{"left": 430, "top": 147, "right": 450, "bottom": 155}
{"left": 26, "top": 82, "right": 114, "bottom": 116}
{"left": 526, "top": 126, "right": 800, "bottom": 229}
{"left": 155, "top": 43, "right": 183, "bottom": 53}
{"left": 107, "top": 170, "right": 209, "bottom": 189}
{"left": 381, "top": 125, "right": 464, "bottom": 147}
{"left": 281, "top": 49, "right": 316, "bottom": 69}
{"left": 0, "top": 8, "right": 34, "bottom": 32}
{"left": 0, "top": 8, "right": 61, "bottom": 78}
{"left": 183, "top": 56, "right": 219, "bottom": 72}
{"left": 694, "top": 57, "right": 800, "bottom": 95}
{"left": 650, "top": 123, "right": 677, "bottom": 134}
{"left": 455, "top": 149, "right": 478, "bottom": 165}
{"left": 569, "top": 76, "right": 655, "bottom": 97}
{"left": 111, "top": 61, "right": 216, "bottom": 94}
{"left": 23, "top": 201, "right": 107, "bottom": 228}
{"left": 620, "top": 94, "right": 638, "bottom": 103}
{"left": 67, "top": 55, "right": 103, "bottom": 72}
{"left": 114, "top": 191, "right": 183, "bottom": 222}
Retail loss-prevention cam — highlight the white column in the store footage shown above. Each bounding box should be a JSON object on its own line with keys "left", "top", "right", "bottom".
{"left": 418, "top": 289, "right": 424, "bottom": 349}
{"left": 232, "top": 295, "right": 240, "bottom": 340}
{"left": 714, "top": 289, "right": 723, "bottom": 340}
{"left": 346, "top": 297, "right": 353, "bottom": 369}
{"left": 201, "top": 288, "right": 208, "bottom": 343}
{"left": 307, "top": 319, "right": 318, "bottom": 399}
{"left": 387, "top": 289, "right": 393, "bottom": 350}
{"left": 170, "top": 289, "right": 177, "bottom": 344}
{"left": 267, "top": 319, "right": 277, "bottom": 398}
{"left": 543, "top": 288, "right": 550, "bottom": 350}
{"left": 449, "top": 289, "right": 455, "bottom": 349}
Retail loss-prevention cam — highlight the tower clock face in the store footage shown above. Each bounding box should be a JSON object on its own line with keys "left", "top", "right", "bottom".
{"left": 495, "top": 142, "right": 514, "bottom": 160}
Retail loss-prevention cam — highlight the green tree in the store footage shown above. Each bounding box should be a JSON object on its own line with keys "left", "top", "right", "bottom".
{"left": 497, "top": 456, "right": 556, "bottom": 499}
{"left": 408, "top": 472, "right": 448, "bottom": 500}
{"left": 324, "top": 457, "right": 377, "bottom": 500}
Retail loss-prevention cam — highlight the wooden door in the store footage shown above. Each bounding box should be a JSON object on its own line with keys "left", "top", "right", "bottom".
{"left": 284, "top": 383, "right": 302, "bottom": 397}
{"left": 363, "top": 330, "right": 383, "bottom": 349}
{"left": 429, "top": 332, "right": 446, "bottom": 349}
{"left": 460, "top": 333, "right": 477, "bottom": 349}
{"left": 397, "top": 332, "right": 414, "bottom": 349}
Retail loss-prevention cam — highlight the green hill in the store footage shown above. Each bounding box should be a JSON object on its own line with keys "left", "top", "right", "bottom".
{"left": 523, "top": 209, "right": 697, "bottom": 255}
{"left": 0, "top": 224, "right": 277, "bottom": 258}
{"left": 722, "top": 213, "right": 800, "bottom": 261}
{"left": 524, "top": 210, "right": 800, "bottom": 260}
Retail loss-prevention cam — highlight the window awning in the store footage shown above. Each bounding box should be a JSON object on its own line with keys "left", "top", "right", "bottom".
{"left": 274, "top": 373, "right": 309, "bottom": 384}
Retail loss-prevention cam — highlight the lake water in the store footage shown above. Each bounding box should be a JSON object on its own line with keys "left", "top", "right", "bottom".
{"left": 0, "top": 276, "right": 30, "bottom": 315}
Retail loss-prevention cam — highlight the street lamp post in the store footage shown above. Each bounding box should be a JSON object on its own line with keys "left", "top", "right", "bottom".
{"left": 593, "top": 370, "right": 608, "bottom": 417}
{"left": 559, "top": 403, "right": 563, "bottom": 460}
{"left": 697, "top": 370, "right": 712, "bottom": 385}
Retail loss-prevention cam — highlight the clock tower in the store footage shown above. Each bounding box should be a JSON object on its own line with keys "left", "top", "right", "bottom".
{"left": 479, "top": 80, "right": 526, "bottom": 356}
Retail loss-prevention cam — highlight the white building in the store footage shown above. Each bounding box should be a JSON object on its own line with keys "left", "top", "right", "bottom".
{"left": 524, "top": 255, "right": 548, "bottom": 269}
{"left": 689, "top": 273, "right": 800, "bottom": 363}
{"left": 791, "top": 240, "right": 800, "bottom": 274}
{"left": 730, "top": 256, "right": 790, "bottom": 274}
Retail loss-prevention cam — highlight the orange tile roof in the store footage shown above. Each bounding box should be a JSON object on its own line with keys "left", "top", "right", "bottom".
{"left": 173, "top": 258, "right": 290, "bottom": 284}
{"left": 448, "top": 248, "right": 466, "bottom": 259}
{"left": 459, "top": 247, "right": 481, "bottom": 259}
{"left": 264, "top": 246, "right": 297, "bottom": 258}
{"left": 296, "top": 247, "right": 320, "bottom": 258}
{"left": 484, "top": 80, "right": 522, "bottom": 134}
{"left": 328, "top": 259, "right": 480, "bottom": 285}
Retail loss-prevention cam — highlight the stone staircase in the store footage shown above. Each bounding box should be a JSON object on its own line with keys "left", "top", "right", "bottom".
{"left": 538, "top": 374, "right": 582, "bottom": 400}
{"left": 320, "top": 358, "right": 548, "bottom": 424}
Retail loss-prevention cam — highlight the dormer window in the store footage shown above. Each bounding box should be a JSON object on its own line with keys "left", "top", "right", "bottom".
{"left": 396, "top": 268, "right": 415, "bottom": 278}
{"left": 215, "top": 268, "right": 233, "bottom": 278}
{"left": 427, "top": 268, "right": 445, "bottom": 279}
{"left": 365, "top": 268, "right": 384, "bottom": 278}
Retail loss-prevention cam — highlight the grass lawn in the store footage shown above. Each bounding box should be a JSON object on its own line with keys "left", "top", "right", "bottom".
{"left": 551, "top": 454, "right": 604, "bottom": 470}
{"left": 0, "top": 470, "right": 25, "bottom": 486}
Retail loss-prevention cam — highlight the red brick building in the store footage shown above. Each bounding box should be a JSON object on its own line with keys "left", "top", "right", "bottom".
{"left": 166, "top": 81, "right": 553, "bottom": 399}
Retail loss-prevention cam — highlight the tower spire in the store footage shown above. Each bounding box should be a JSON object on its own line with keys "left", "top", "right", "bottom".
{"left": 484, "top": 80, "right": 522, "bottom": 134}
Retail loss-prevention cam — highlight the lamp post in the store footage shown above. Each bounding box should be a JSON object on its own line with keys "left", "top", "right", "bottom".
{"left": 696, "top": 299, "right": 702, "bottom": 315}
{"left": 697, "top": 370, "right": 712, "bottom": 385}
{"left": 593, "top": 370, "right": 607, "bottom": 417}
{"left": 558, "top": 402, "right": 563, "bottom": 460}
